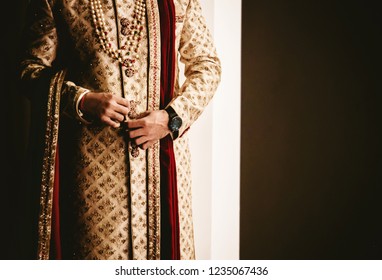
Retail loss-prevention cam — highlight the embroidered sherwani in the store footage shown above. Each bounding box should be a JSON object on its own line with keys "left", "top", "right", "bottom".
{"left": 20, "top": 0, "right": 220, "bottom": 260}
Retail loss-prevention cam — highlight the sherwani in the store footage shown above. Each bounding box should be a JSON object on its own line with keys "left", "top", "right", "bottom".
{"left": 20, "top": 0, "right": 221, "bottom": 260}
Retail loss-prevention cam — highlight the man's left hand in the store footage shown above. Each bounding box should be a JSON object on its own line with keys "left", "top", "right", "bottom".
{"left": 126, "top": 110, "right": 170, "bottom": 150}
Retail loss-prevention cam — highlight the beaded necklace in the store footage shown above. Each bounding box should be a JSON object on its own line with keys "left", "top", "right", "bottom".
{"left": 90, "top": 0, "right": 146, "bottom": 77}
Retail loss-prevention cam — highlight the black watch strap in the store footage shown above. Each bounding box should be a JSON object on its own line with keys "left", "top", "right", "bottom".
{"left": 165, "top": 106, "right": 182, "bottom": 140}
{"left": 165, "top": 106, "right": 177, "bottom": 120}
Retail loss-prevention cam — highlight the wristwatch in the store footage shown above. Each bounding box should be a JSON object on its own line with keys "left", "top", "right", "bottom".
{"left": 165, "top": 106, "right": 182, "bottom": 139}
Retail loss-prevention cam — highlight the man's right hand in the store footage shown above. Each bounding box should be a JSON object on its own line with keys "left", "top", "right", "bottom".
{"left": 80, "top": 92, "right": 130, "bottom": 128}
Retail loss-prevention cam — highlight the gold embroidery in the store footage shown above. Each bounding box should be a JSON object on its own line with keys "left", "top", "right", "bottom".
{"left": 37, "top": 69, "right": 67, "bottom": 260}
{"left": 146, "top": 0, "right": 162, "bottom": 260}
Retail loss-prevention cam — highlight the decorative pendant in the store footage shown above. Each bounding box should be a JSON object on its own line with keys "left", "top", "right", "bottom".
{"left": 130, "top": 144, "right": 140, "bottom": 158}
{"left": 120, "top": 18, "right": 130, "bottom": 27}
{"left": 120, "top": 18, "right": 130, "bottom": 36}
{"left": 125, "top": 67, "right": 135, "bottom": 77}
{"left": 121, "top": 27, "right": 130, "bottom": 36}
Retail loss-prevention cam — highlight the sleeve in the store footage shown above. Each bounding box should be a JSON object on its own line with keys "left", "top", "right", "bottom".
{"left": 167, "top": 0, "right": 222, "bottom": 138}
{"left": 19, "top": 0, "right": 90, "bottom": 123}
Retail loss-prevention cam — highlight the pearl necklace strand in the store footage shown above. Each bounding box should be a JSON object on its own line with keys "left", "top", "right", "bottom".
{"left": 90, "top": 0, "right": 146, "bottom": 77}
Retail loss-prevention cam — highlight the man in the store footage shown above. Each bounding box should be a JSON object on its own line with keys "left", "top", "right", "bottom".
{"left": 19, "top": 0, "right": 221, "bottom": 260}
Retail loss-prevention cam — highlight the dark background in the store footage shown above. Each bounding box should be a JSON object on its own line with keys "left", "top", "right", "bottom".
{"left": 4, "top": 0, "right": 31, "bottom": 259}
{"left": 2, "top": 0, "right": 381, "bottom": 260}
{"left": 241, "top": 0, "right": 381, "bottom": 259}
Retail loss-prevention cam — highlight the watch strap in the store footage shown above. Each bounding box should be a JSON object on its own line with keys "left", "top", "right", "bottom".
{"left": 165, "top": 106, "right": 177, "bottom": 119}
{"left": 165, "top": 106, "right": 180, "bottom": 140}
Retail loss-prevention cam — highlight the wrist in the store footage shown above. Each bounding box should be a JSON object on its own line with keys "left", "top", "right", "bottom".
{"left": 79, "top": 91, "right": 87, "bottom": 111}
{"left": 76, "top": 90, "right": 92, "bottom": 124}
{"left": 161, "top": 109, "right": 170, "bottom": 131}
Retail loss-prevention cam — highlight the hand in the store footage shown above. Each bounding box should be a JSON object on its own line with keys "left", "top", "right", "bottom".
{"left": 80, "top": 91, "right": 130, "bottom": 128}
{"left": 126, "top": 110, "right": 170, "bottom": 150}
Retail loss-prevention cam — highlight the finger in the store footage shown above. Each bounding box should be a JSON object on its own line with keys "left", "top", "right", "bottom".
{"left": 141, "top": 140, "right": 155, "bottom": 150}
{"left": 109, "top": 111, "right": 125, "bottom": 123}
{"left": 129, "top": 128, "right": 146, "bottom": 139}
{"left": 127, "top": 119, "right": 145, "bottom": 129}
{"left": 135, "top": 136, "right": 149, "bottom": 146}
{"left": 113, "top": 95, "right": 130, "bottom": 107}
{"left": 107, "top": 120, "right": 121, "bottom": 128}
{"left": 101, "top": 116, "right": 120, "bottom": 128}
{"left": 114, "top": 103, "right": 130, "bottom": 116}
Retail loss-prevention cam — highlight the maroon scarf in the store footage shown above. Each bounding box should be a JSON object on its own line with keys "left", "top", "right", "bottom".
{"left": 158, "top": 0, "right": 180, "bottom": 260}
{"left": 51, "top": 0, "right": 180, "bottom": 259}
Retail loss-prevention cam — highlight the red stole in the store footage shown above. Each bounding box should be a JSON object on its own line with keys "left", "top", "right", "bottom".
{"left": 158, "top": 0, "right": 180, "bottom": 260}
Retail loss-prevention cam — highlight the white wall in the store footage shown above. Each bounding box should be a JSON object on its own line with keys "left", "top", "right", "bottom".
{"left": 189, "top": 0, "right": 241, "bottom": 260}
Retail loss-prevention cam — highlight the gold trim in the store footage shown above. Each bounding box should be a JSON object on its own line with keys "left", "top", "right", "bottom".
{"left": 37, "top": 69, "right": 67, "bottom": 260}
{"left": 146, "top": 0, "right": 162, "bottom": 260}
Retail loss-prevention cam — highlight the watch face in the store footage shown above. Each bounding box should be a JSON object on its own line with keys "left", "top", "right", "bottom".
{"left": 169, "top": 116, "right": 182, "bottom": 132}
